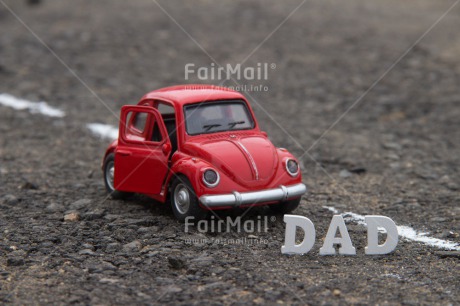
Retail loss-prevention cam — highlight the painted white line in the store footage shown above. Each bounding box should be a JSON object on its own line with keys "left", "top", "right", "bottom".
{"left": 382, "top": 273, "right": 403, "bottom": 280}
{"left": 324, "top": 206, "right": 340, "bottom": 214}
{"left": 87, "top": 123, "right": 118, "bottom": 140}
{"left": 397, "top": 225, "right": 460, "bottom": 251}
{"left": 0, "top": 93, "right": 117, "bottom": 139}
{"left": 0, "top": 93, "right": 65, "bottom": 117}
{"left": 323, "top": 206, "right": 460, "bottom": 251}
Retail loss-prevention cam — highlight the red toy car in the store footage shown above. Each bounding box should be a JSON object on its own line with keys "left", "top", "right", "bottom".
{"left": 102, "top": 85, "right": 306, "bottom": 221}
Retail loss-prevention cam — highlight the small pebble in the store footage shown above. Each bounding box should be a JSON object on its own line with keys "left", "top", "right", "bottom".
{"left": 340, "top": 169, "right": 352, "bottom": 178}
{"left": 64, "top": 212, "right": 80, "bottom": 222}
{"left": 168, "top": 256, "right": 186, "bottom": 270}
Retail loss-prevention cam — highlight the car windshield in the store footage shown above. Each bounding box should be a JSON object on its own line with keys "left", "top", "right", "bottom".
{"left": 184, "top": 101, "right": 255, "bottom": 135}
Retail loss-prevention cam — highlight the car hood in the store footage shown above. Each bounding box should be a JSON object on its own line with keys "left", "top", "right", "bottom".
{"left": 184, "top": 134, "right": 279, "bottom": 185}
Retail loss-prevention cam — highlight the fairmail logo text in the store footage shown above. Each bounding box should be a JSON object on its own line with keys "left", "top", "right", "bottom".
{"left": 184, "top": 63, "right": 275, "bottom": 81}
{"left": 184, "top": 215, "right": 271, "bottom": 233}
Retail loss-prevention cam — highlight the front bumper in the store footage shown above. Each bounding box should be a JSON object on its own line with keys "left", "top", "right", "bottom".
{"left": 199, "top": 183, "right": 307, "bottom": 208}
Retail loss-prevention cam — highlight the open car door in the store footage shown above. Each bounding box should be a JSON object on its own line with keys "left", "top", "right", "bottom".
{"left": 114, "top": 105, "right": 172, "bottom": 194}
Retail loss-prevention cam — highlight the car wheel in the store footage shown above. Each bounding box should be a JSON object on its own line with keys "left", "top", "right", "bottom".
{"left": 269, "top": 198, "right": 301, "bottom": 214}
{"left": 103, "top": 153, "right": 132, "bottom": 200}
{"left": 170, "top": 176, "right": 207, "bottom": 222}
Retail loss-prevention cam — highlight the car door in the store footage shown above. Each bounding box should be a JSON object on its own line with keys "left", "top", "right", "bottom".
{"left": 114, "top": 105, "right": 172, "bottom": 194}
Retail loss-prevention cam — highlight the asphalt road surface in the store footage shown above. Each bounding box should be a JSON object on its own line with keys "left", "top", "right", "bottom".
{"left": 0, "top": 0, "right": 459, "bottom": 305}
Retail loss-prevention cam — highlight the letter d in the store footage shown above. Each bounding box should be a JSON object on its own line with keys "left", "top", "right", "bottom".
{"left": 365, "top": 216, "right": 398, "bottom": 255}
{"left": 281, "top": 215, "right": 315, "bottom": 255}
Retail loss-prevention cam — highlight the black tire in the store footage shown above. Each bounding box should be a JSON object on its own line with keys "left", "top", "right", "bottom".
{"left": 170, "top": 176, "right": 207, "bottom": 222}
{"left": 269, "top": 198, "right": 301, "bottom": 214}
{"left": 103, "top": 153, "right": 132, "bottom": 200}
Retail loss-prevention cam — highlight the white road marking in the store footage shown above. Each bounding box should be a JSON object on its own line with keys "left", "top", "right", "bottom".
{"left": 87, "top": 123, "right": 118, "bottom": 140}
{"left": 0, "top": 93, "right": 65, "bottom": 118}
{"left": 323, "top": 206, "right": 460, "bottom": 251}
{"left": 396, "top": 225, "right": 460, "bottom": 251}
{"left": 382, "top": 273, "right": 403, "bottom": 280}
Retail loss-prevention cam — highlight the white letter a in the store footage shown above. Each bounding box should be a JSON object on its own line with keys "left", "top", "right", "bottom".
{"left": 319, "top": 215, "right": 356, "bottom": 255}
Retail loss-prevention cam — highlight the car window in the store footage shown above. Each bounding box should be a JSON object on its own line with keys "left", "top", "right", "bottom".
{"left": 151, "top": 121, "right": 162, "bottom": 142}
{"left": 132, "top": 112, "right": 148, "bottom": 132}
{"left": 184, "top": 101, "right": 254, "bottom": 135}
{"left": 157, "top": 103, "right": 175, "bottom": 115}
{"left": 156, "top": 101, "right": 178, "bottom": 152}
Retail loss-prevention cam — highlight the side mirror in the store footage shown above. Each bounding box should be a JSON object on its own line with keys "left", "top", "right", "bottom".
{"left": 162, "top": 143, "right": 171, "bottom": 155}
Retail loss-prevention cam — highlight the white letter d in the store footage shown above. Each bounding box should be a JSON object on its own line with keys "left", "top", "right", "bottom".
{"left": 281, "top": 215, "right": 315, "bottom": 255}
{"left": 365, "top": 216, "right": 398, "bottom": 255}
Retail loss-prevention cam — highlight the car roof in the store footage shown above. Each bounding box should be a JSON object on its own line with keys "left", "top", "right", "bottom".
{"left": 140, "top": 84, "right": 246, "bottom": 106}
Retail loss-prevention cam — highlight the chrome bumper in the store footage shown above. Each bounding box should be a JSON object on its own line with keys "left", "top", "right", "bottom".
{"left": 199, "top": 183, "right": 307, "bottom": 208}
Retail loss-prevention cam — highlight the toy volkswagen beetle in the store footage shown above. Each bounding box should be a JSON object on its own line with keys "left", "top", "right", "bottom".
{"left": 102, "top": 85, "right": 307, "bottom": 221}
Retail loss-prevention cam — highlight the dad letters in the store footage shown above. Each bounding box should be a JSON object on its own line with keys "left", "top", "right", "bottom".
{"left": 282, "top": 215, "right": 398, "bottom": 255}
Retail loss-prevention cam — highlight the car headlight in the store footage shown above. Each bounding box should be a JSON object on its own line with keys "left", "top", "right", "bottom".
{"left": 202, "top": 169, "right": 220, "bottom": 187}
{"left": 286, "top": 159, "right": 300, "bottom": 177}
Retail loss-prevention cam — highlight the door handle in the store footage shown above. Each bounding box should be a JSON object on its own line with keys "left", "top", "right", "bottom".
{"left": 118, "top": 150, "right": 132, "bottom": 156}
{"left": 162, "top": 143, "right": 171, "bottom": 155}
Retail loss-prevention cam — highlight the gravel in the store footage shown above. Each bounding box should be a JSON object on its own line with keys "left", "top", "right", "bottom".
{"left": 0, "top": 0, "right": 459, "bottom": 304}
